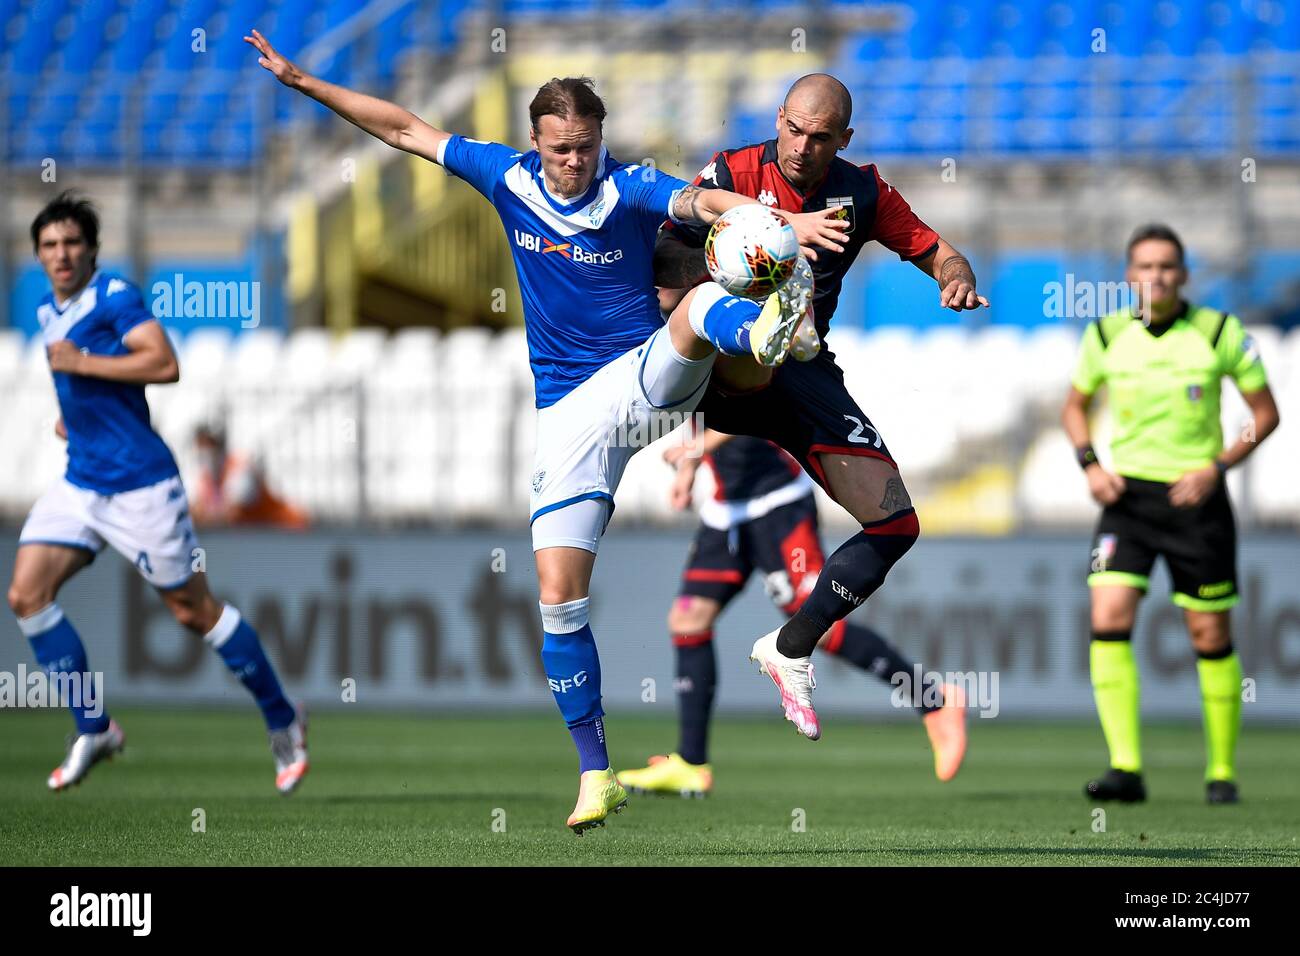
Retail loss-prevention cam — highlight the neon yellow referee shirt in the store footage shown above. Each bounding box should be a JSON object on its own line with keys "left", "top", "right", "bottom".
{"left": 1071, "top": 303, "right": 1269, "bottom": 483}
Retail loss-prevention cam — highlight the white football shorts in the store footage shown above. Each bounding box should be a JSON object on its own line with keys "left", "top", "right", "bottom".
{"left": 530, "top": 326, "right": 714, "bottom": 553}
{"left": 19, "top": 473, "right": 201, "bottom": 590}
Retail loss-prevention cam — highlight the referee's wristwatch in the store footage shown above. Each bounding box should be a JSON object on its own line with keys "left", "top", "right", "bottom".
{"left": 1213, "top": 458, "right": 1229, "bottom": 482}
{"left": 1076, "top": 444, "right": 1099, "bottom": 470}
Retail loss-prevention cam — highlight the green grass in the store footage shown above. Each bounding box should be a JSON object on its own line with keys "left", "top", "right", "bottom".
{"left": 1, "top": 709, "right": 1297, "bottom": 866}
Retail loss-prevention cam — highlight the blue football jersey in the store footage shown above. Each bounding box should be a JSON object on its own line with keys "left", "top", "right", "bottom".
{"left": 36, "top": 270, "right": 179, "bottom": 494}
{"left": 441, "top": 136, "right": 691, "bottom": 407}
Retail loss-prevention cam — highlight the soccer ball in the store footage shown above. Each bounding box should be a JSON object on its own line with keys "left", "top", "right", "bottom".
{"left": 704, "top": 204, "right": 800, "bottom": 300}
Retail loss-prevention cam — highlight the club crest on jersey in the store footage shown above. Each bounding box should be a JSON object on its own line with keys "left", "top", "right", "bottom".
{"left": 531, "top": 470, "right": 546, "bottom": 494}
{"left": 824, "top": 196, "right": 855, "bottom": 234}
{"left": 1187, "top": 384, "right": 1203, "bottom": 402}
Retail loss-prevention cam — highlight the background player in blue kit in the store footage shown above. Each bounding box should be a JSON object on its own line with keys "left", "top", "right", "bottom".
{"left": 7, "top": 192, "right": 308, "bottom": 794}
{"left": 655, "top": 74, "right": 990, "bottom": 740}
{"left": 247, "top": 30, "right": 850, "bottom": 833}
{"left": 618, "top": 427, "right": 967, "bottom": 796}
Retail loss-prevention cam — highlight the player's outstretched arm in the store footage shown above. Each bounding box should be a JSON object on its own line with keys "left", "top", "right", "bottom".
{"left": 670, "top": 186, "right": 849, "bottom": 261}
{"left": 912, "top": 238, "right": 990, "bottom": 311}
{"left": 244, "top": 29, "right": 449, "bottom": 163}
{"left": 47, "top": 321, "right": 180, "bottom": 385}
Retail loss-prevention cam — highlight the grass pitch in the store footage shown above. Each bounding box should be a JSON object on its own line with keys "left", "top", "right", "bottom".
{"left": 1, "top": 708, "right": 1296, "bottom": 866}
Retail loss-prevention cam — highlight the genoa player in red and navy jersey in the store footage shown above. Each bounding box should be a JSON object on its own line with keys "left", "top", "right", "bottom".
{"left": 656, "top": 74, "right": 989, "bottom": 740}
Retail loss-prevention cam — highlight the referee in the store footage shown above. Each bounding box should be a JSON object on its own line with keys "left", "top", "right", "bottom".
{"left": 1062, "top": 224, "right": 1281, "bottom": 805}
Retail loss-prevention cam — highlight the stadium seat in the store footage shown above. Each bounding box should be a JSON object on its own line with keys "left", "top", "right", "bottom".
{"left": 331, "top": 328, "right": 387, "bottom": 381}
{"left": 0, "top": 328, "right": 25, "bottom": 379}
{"left": 1022, "top": 325, "right": 1080, "bottom": 401}
{"left": 1016, "top": 428, "right": 1097, "bottom": 526}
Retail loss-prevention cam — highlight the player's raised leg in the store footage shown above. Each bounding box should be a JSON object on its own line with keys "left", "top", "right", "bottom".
{"left": 157, "top": 572, "right": 306, "bottom": 794}
{"left": 1084, "top": 584, "right": 1147, "bottom": 802}
{"left": 666, "top": 257, "right": 814, "bottom": 369}
{"left": 9, "top": 542, "right": 124, "bottom": 791}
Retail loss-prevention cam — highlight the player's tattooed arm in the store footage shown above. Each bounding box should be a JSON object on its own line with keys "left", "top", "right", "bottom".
{"left": 675, "top": 186, "right": 850, "bottom": 261}
{"left": 938, "top": 254, "right": 974, "bottom": 287}
{"left": 245, "top": 29, "right": 449, "bottom": 162}
{"left": 914, "top": 238, "right": 990, "bottom": 312}
{"left": 670, "top": 185, "right": 708, "bottom": 223}
{"left": 653, "top": 231, "right": 709, "bottom": 288}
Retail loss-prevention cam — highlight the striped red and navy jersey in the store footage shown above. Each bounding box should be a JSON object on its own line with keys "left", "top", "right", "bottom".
{"left": 706, "top": 436, "right": 804, "bottom": 503}
{"left": 665, "top": 139, "right": 940, "bottom": 339}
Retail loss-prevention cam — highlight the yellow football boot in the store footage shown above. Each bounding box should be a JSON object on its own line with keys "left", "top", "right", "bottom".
{"left": 749, "top": 256, "right": 814, "bottom": 366}
{"left": 618, "top": 753, "right": 714, "bottom": 798}
{"left": 566, "top": 767, "right": 629, "bottom": 836}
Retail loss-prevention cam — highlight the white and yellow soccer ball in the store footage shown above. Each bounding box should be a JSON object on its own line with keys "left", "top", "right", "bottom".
{"left": 704, "top": 204, "right": 800, "bottom": 300}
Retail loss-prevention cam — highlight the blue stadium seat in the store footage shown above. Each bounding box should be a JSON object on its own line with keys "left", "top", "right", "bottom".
{"left": 903, "top": 0, "right": 944, "bottom": 59}
{"left": 1276, "top": 0, "right": 1300, "bottom": 51}
{"left": 999, "top": 2, "right": 1047, "bottom": 58}
{"left": 1207, "top": 0, "right": 1257, "bottom": 54}
{"left": 11, "top": 0, "right": 69, "bottom": 75}
{"left": 268, "top": 0, "right": 314, "bottom": 58}
{"left": 1049, "top": 2, "right": 1095, "bottom": 56}
{"left": 16, "top": 120, "right": 66, "bottom": 162}
{"left": 503, "top": 0, "right": 597, "bottom": 16}
{"left": 0, "top": 0, "right": 21, "bottom": 34}
{"left": 58, "top": 0, "right": 117, "bottom": 74}
{"left": 175, "top": 119, "right": 215, "bottom": 162}
{"left": 3, "top": 77, "right": 36, "bottom": 127}
{"left": 1105, "top": 1, "right": 1151, "bottom": 57}
{"left": 375, "top": 4, "right": 413, "bottom": 83}
{"left": 214, "top": 0, "right": 272, "bottom": 69}
{"left": 112, "top": 0, "right": 172, "bottom": 72}
{"left": 1164, "top": 1, "right": 1207, "bottom": 56}
{"left": 70, "top": 118, "right": 122, "bottom": 165}
{"left": 1, "top": 0, "right": 1296, "bottom": 169}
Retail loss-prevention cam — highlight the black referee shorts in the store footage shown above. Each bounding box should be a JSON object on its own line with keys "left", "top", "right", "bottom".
{"left": 1087, "top": 476, "right": 1239, "bottom": 612}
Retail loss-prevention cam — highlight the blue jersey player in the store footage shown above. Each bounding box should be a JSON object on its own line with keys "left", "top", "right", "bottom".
{"left": 9, "top": 192, "right": 308, "bottom": 795}
{"left": 248, "top": 29, "right": 849, "bottom": 833}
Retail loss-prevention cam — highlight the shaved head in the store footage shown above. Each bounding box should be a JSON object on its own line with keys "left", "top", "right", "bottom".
{"left": 774, "top": 73, "right": 854, "bottom": 189}
{"left": 783, "top": 74, "right": 853, "bottom": 132}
